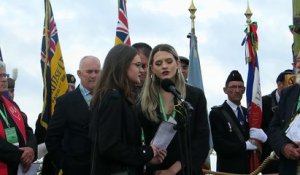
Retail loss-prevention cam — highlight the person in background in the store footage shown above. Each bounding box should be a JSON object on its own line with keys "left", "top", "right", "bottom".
{"left": 89, "top": 44, "right": 166, "bottom": 175}
{"left": 261, "top": 69, "right": 294, "bottom": 174}
{"left": 34, "top": 73, "right": 77, "bottom": 175}
{"left": 179, "top": 56, "right": 189, "bottom": 81}
{"left": 132, "top": 42, "right": 152, "bottom": 87}
{"left": 268, "top": 53, "right": 300, "bottom": 175}
{"left": 66, "top": 73, "right": 76, "bottom": 92}
{"left": 0, "top": 61, "right": 37, "bottom": 175}
{"left": 139, "top": 44, "right": 209, "bottom": 174}
{"left": 45, "top": 56, "right": 101, "bottom": 175}
{"left": 209, "top": 70, "right": 267, "bottom": 174}
{"left": 6, "top": 68, "right": 18, "bottom": 100}
{"left": 7, "top": 78, "right": 15, "bottom": 100}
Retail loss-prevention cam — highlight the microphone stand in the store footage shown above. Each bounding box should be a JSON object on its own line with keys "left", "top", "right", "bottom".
{"left": 174, "top": 100, "right": 193, "bottom": 175}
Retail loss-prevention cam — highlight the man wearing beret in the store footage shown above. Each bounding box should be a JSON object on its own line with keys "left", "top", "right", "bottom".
{"left": 209, "top": 70, "right": 267, "bottom": 174}
{"left": 261, "top": 69, "right": 294, "bottom": 174}
{"left": 66, "top": 74, "right": 76, "bottom": 92}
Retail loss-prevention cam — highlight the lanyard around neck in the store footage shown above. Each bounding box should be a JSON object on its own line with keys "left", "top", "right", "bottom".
{"left": 0, "top": 104, "right": 10, "bottom": 127}
{"left": 159, "top": 94, "right": 176, "bottom": 121}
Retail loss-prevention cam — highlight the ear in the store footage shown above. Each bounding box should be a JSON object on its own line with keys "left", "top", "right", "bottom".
{"left": 223, "top": 87, "right": 227, "bottom": 94}
{"left": 77, "top": 70, "right": 81, "bottom": 77}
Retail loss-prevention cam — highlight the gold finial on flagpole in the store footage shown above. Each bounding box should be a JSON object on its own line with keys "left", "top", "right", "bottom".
{"left": 189, "top": 0, "right": 197, "bottom": 34}
{"left": 244, "top": 0, "right": 253, "bottom": 25}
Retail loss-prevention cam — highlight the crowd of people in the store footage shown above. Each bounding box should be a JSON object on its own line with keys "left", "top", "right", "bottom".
{"left": 1, "top": 42, "right": 300, "bottom": 175}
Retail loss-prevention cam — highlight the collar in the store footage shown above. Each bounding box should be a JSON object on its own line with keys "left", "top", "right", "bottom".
{"left": 79, "top": 84, "right": 92, "bottom": 96}
{"left": 275, "top": 89, "right": 280, "bottom": 103}
{"left": 226, "top": 99, "right": 240, "bottom": 112}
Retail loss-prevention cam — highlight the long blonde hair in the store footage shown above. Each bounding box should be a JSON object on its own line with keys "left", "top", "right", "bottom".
{"left": 140, "top": 44, "right": 186, "bottom": 122}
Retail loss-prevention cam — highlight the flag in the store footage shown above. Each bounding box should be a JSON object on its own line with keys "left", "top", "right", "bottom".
{"left": 0, "top": 47, "right": 3, "bottom": 62}
{"left": 242, "top": 21, "right": 263, "bottom": 172}
{"left": 40, "top": 0, "right": 68, "bottom": 129}
{"left": 115, "top": 0, "right": 131, "bottom": 45}
{"left": 188, "top": 32, "right": 212, "bottom": 170}
{"left": 187, "top": 32, "right": 204, "bottom": 90}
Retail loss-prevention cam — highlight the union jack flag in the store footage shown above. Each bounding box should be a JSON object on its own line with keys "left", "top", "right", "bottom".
{"left": 115, "top": 0, "right": 131, "bottom": 45}
{"left": 242, "top": 21, "right": 262, "bottom": 171}
{"left": 40, "top": 0, "right": 68, "bottom": 129}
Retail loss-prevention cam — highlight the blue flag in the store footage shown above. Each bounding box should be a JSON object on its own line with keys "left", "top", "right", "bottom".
{"left": 187, "top": 32, "right": 204, "bottom": 90}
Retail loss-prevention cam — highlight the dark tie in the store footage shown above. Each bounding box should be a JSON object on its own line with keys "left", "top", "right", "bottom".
{"left": 237, "top": 107, "right": 245, "bottom": 126}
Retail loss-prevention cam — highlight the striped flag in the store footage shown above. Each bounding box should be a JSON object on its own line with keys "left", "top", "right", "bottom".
{"left": 187, "top": 32, "right": 204, "bottom": 90}
{"left": 115, "top": 0, "right": 131, "bottom": 45}
{"left": 40, "top": 0, "right": 68, "bottom": 129}
{"left": 242, "top": 21, "right": 263, "bottom": 171}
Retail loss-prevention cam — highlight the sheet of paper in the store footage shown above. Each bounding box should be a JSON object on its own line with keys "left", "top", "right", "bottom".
{"left": 37, "top": 142, "right": 48, "bottom": 159}
{"left": 286, "top": 113, "right": 300, "bottom": 142}
{"left": 151, "top": 121, "right": 177, "bottom": 150}
{"left": 17, "top": 163, "right": 40, "bottom": 175}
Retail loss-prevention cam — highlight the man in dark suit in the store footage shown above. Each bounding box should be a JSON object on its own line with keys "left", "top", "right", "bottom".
{"left": 34, "top": 73, "right": 77, "bottom": 175}
{"left": 209, "top": 70, "right": 267, "bottom": 174}
{"left": 261, "top": 69, "right": 294, "bottom": 174}
{"left": 45, "top": 56, "right": 101, "bottom": 175}
{"left": 268, "top": 54, "right": 300, "bottom": 175}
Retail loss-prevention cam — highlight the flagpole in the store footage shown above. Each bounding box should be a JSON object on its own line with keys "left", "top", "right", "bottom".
{"left": 189, "top": 0, "right": 196, "bottom": 35}
{"left": 244, "top": 0, "right": 252, "bottom": 64}
{"left": 293, "top": 0, "right": 300, "bottom": 62}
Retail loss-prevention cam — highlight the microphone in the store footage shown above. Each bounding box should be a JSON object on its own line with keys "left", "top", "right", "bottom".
{"left": 161, "top": 78, "right": 194, "bottom": 111}
{"left": 161, "top": 79, "right": 184, "bottom": 102}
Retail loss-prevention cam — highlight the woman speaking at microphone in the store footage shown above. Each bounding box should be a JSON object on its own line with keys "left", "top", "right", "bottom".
{"left": 139, "top": 44, "right": 210, "bottom": 175}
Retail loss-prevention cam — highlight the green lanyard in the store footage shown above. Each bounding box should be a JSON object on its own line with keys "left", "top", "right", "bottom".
{"left": 141, "top": 128, "right": 145, "bottom": 145}
{"left": 0, "top": 104, "right": 10, "bottom": 127}
{"left": 159, "top": 94, "right": 176, "bottom": 121}
{"left": 297, "top": 95, "right": 300, "bottom": 112}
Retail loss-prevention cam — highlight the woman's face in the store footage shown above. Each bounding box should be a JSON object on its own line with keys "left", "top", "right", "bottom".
{"left": 127, "top": 55, "right": 143, "bottom": 84}
{"left": 151, "top": 51, "right": 179, "bottom": 80}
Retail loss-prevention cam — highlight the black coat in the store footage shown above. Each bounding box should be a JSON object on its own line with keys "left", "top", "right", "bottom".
{"left": 0, "top": 99, "right": 37, "bottom": 175}
{"left": 268, "top": 84, "right": 300, "bottom": 175}
{"left": 209, "top": 101, "right": 251, "bottom": 174}
{"left": 140, "top": 84, "right": 210, "bottom": 175}
{"left": 261, "top": 89, "right": 279, "bottom": 173}
{"left": 89, "top": 89, "right": 154, "bottom": 175}
{"left": 45, "top": 87, "right": 92, "bottom": 175}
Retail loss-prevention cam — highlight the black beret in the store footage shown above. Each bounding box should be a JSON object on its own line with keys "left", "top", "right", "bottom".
{"left": 67, "top": 74, "right": 76, "bottom": 84}
{"left": 226, "top": 70, "right": 243, "bottom": 85}
{"left": 7, "top": 78, "right": 15, "bottom": 89}
{"left": 179, "top": 56, "right": 189, "bottom": 65}
{"left": 276, "top": 69, "right": 293, "bottom": 83}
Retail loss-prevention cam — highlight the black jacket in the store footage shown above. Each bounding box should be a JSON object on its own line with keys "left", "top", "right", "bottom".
{"left": 140, "top": 84, "right": 210, "bottom": 175}
{"left": 45, "top": 87, "right": 92, "bottom": 175}
{"left": 89, "top": 89, "right": 154, "bottom": 175}
{"left": 268, "top": 84, "right": 300, "bottom": 175}
{"left": 209, "top": 101, "right": 250, "bottom": 174}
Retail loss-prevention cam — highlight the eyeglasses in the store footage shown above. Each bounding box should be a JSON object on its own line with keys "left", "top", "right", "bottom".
{"left": 0, "top": 73, "right": 9, "bottom": 78}
{"left": 227, "top": 85, "right": 245, "bottom": 90}
{"left": 132, "top": 62, "right": 144, "bottom": 69}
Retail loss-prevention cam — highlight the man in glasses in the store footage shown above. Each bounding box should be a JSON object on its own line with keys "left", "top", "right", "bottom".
{"left": 209, "top": 70, "right": 267, "bottom": 174}
{"left": 132, "top": 42, "right": 152, "bottom": 87}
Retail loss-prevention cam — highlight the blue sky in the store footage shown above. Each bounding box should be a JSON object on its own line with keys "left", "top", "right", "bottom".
{"left": 0, "top": 0, "right": 293, "bottom": 129}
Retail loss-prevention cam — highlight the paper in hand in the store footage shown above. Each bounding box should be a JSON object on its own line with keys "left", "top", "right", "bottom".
{"left": 286, "top": 113, "right": 300, "bottom": 142}
{"left": 151, "top": 121, "right": 177, "bottom": 150}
